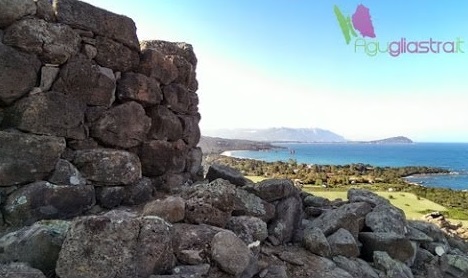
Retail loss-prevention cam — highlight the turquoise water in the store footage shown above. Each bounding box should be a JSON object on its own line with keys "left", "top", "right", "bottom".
{"left": 226, "top": 143, "right": 468, "bottom": 190}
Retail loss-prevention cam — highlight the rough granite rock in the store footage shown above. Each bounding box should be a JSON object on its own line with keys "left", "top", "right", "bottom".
{"left": 186, "top": 147, "right": 203, "bottom": 179}
{"left": 95, "top": 36, "right": 139, "bottom": 72}
{"left": 3, "top": 18, "right": 80, "bottom": 64}
{"left": 232, "top": 188, "right": 276, "bottom": 222}
{"left": 52, "top": 56, "right": 116, "bottom": 107}
{"left": 140, "top": 140, "right": 188, "bottom": 176}
{"left": 121, "top": 177, "right": 154, "bottom": 205}
{"left": 211, "top": 231, "right": 252, "bottom": 276}
{"left": 226, "top": 216, "right": 268, "bottom": 244}
{"left": 48, "top": 159, "right": 87, "bottom": 186}
{"left": 117, "top": 72, "right": 163, "bottom": 106}
{"left": 0, "top": 220, "right": 70, "bottom": 276}
{"left": 3, "top": 181, "right": 95, "bottom": 226}
{"left": 167, "top": 55, "right": 197, "bottom": 90}
{"left": 373, "top": 251, "right": 414, "bottom": 278}
{"left": 35, "top": 0, "right": 56, "bottom": 21}
{"left": 309, "top": 202, "right": 372, "bottom": 237}
{"left": 183, "top": 179, "right": 236, "bottom": 228}
{"left": 179, "top": 114, "right": 201, "bottom": 148}
{"left": 147, "top": 105, "right": 184, "bottom": 141}
{"left": 73, "top": 149, "right": 142, "bottom": 186}
{"left": 268, "top": 195, "right": 303, "bottom": 245}
{"left": 206, "top": 163, "right": 250, "bottom": 187}
{"left": 91, "top": 101, "right": 151, "bottom": 148}
{"left": 0, "top": 131, "right": 66, "bottom": 186}
{"left": 53, "top": 0, "right": 140, "bottom": 50}
{"left": 0, "top": 262, "right": 46, "bottom": 278}
{"left": 163, "top": 83, "right": 191, "bottom": 114}
{"left": 365, "top": 204, "right": 408, "bottom": 235}
{"left": 359, "top": 232, "right": 416, "bottom": 264}
{"left": 247, "top": 179, "right": 299, "bottom": 202}
{"left": 0, "top": 43, "right": 41, "bottom": 105}
{"left": 3, "top": 91, "right": 87, "bottom": 140}
{"left": 141, "top": 40, "right": 198, "bottom": 67}
{"left": 39, "top": 66, "right": 61, "bottom": 92}
{"left": 348, "top": 188, "right": 390, "bottom": 207}
{"left": 138, "top": 48, "right": 178, "bottom": 85}
{"left": 56, "top": 211, "right": 174, "bottom": 278}
{"left": 0, "top": 0, "right": 37, "bottom": 28}
{"left": 303, "top": 195, "right": 331, "bottom": 207}
{"left": 143, "top": 196, "right": 186, "bottom": 223}
{"left": 95, "top": 187, "right": 126, "bottom": 209}
{"left": 302, "top": 227, "right": 332, "bottom": 257}
{"left": 332, "top": 256, "right": 380, "bottom": 278}
{"left": 327, "top": 228, "right": 360, "bottom": 258}
{"left": 172, "top": 223, "right": 224, "bottom": 265}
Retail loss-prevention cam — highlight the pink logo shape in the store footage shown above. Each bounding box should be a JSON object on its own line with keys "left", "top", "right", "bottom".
{"left": 351, "top": 4, "right": 376, "bottom": 38}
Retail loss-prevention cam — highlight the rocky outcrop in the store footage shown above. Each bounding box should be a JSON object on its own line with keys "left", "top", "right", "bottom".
{"left": 0, "top": 0, "right": 202, "bottom": 227}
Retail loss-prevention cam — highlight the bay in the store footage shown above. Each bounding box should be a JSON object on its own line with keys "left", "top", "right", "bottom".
{"left": 225, "top": 143, "right": 468, "bottom": 190}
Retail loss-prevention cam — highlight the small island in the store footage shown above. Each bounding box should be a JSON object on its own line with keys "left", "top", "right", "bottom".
{"left": 351, "top": 136, "right": 413, "bottom": 144}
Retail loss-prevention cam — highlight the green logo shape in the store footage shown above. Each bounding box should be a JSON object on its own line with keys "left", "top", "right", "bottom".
{"left": 334, "top": 5, "right": 357, "bottom": 45}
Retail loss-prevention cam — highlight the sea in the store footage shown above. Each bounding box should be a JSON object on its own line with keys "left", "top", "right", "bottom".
{"left": 224, "top": 143, "right": 468, "bottom": 190}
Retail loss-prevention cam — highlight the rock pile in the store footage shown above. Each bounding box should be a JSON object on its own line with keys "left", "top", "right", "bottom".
{"left": 0, "top": 0, "right": 202, "bottom": 227}
{"left": 1, "top": 164, "right": 468, "bottom": 277}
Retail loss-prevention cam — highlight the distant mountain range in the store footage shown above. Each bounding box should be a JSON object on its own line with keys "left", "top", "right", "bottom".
{"left": 202, "top": 128, "right": 413, "bottom": 144}
{"left": 202, "top": 128, "right": 347, "bottom": 143}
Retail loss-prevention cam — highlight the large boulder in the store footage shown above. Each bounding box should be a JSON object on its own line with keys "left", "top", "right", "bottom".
{"left": 56, "top": 211, "right": 175, "bottom": 278}
{"left": 53, "top": 0, "right": 139, "bottom": 50}
{"left": 3, "top": 18, "right": 80, "bottom": 64}
{"left": 2, "top": 91, "right": 87, "bottom": 139}
{"left": 0, "top": 0, "right": 36, "bottom": 28}
{"left": 117, "top": 72, "right": 163, "bottom": 107}
{"left": 0, "top": 131, "right": 65, "bottom": 186}
{"left": 348, "top": 189, "right": 390, "bottom": 207}
{"left": 302, "top": 227, "right": 332, "bottom": 257}
{"left": 373, "top": 251, "right": 413, "bottom": 278}
{"left": 147, "top": 106, "right": 184, "bottom": 141}
{"left": 138, "top": 48, "right": 178, "bottom": 85}
{"left": 172, "top": 223, "right": 223, "bottom": 265}
{"left": 95, "top": 178, "right": 154, "bottom": 209}
{"left": 95, "top": 36, "right": 139, "bottom": 72}
{"left": 0, "top": 220, "right": 70, "bottom": 276}
{"left": 442, "top": 254, "right": 468, "bottom": 277}
{"left": 211, "top": 231, "right": 252, "bottom": 276}
{"left": 143, "top": 196, "right": 186, "bottom": 223}
{"left": 179, "top": 114, "right": 201, "bottom": 148}
{"left": 90, "top": 101, "right": 151, "bottom": 148}
{"left": 206, "top": 163, "right": 249, "bottom": 187}
{"left": 359, "top": 232, "right": 415, "bottom": 264}
{"left": 247, "top": 179, "right": 299, "bottom": 202}
{"left": 162, "top": 83, "right": 191, "bottom": 114}
{"left": 183, "top": 179, "right": 236, "bottom": 228}
{"left": 268, "top": 195, "right": 302, "bottom": 245}
{"left": 0, "top": 43, "right": 41, "bottom": 105}
{"left": 141, "top": 40, "right": 197, "bottom": 67}
{"left": 332, "top": 256, "right": 380, "bottom": 278}
{"left": 140, "top": 140, "right": 188, "bottom": 176}
{"left": 309, "top": 202, "right": 372, "bottom": 237}
{"left": 233, "top": 188, "right": 276, "bottom": 222}
{"left": 365, "top": 204, "right": 408, "bottom": 235}
{"left": 73, "top": 149, "right": 142, "bottom": 185}
{"left": 3, "top": 181, "right": 95, "bottom": 226}
{"left": 52, "top": 56, "right": 116, "bottom": 107}
{"left": 48, "top": 159, "right": 87, "bottom": 186}
{"left": 0, "top": 263, "right": 46, "bottom": 278}
{"left": 226, "top": 216, "right": 268, "bottom": 244}
{"left": 327, "top": 228, "right": 359, "bottom": 258}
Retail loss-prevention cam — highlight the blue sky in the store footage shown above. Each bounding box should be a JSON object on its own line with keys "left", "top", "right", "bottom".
{"left": 83, "top": 1, "right": 468, "bottom": 142}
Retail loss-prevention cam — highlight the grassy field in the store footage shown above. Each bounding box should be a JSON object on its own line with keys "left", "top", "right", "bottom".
{"left": 245, "top": 176, "right": 468, "bottom": 226}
